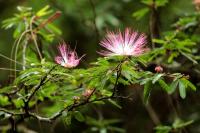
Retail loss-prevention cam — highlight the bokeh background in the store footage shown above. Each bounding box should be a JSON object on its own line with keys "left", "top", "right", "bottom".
{"left": 0, "top": 0, "right": 199, "bottom": 133}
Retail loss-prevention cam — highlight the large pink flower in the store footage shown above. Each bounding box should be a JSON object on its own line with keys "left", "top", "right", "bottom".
{"left": 55, "top": 43, "right": 81, "bottom": 68}
{"left": 99, "top": 28, "right": 148, "bottom": 56}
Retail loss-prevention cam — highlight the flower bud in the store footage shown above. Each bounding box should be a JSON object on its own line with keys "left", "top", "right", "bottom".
{"left": 155, "top": 66, "right": 163, "bottom": 73}
{"left": 73, "top": 96, "right": 80, "bottom": 101}
{"left": 194, "top": 0, "right": 200, "bottom": 10}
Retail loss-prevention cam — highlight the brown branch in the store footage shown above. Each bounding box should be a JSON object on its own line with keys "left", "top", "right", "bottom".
{"left": 112, "top": 63, "right": 122, "bottom": 97}
{"left": 144, "top": 103, "right": 161, "bottom": 125}
{"left": 35, "top": 11, "right": 62, "bottom": 32}
{"left": 27, "top": 94, "right": 132, "bottom": 123}
{"left": 138, "top": 89, "right": 161, "bottom": 125}
{"left": 0, "top": 84, "right": 132, "bottom": 125}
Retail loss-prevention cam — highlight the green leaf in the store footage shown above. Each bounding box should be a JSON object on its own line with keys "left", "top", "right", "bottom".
{"left": 167, "top": 52, "right": 179, "bottom": 63}
{"left": 13, "top": 98, "right": 24, "bottom": 108}
{"left": 158, "top": 79, "right": 170, "bottom": 92}
{"left": 0, "top": 95, "right": 9, "bottom": 106}
{"left": 46, "top": 23, "right": 62, "bottom": 35}
{"left": 154, "top": 125, "right": 171, "bottom": 133}
{"left": 152, "top": 74, "right": 164, "bottom": 84}
{"left": 153, "top": 39, "right": 166, "bottom": 44}
{"left": 180, "top": 51, "right": 198, "bottom": 64}
{"left": 172, "top": 119, "right": 193, "bottom": 129}
{"left": 169, "top": 80, "right": 179, "bottom": 94}
{"left": 63, "top": 114, "right": 72, "bottom": 125}
{"left": 155, "top": 0, "right": 169, "bottom": 7}
{"left": 132, "top": 8, "right": 149, "bottom": 20}
{"left": 17, "top": 6, "right": 32, "bottom": 12}
{"left": 74, "top": 111, "right": 85, "bottom": 122}
{"left": 36, "top": 5, "right": 52, "bottom": 17}
{"left": 93, "top": 101, "right": 105, "bottom": 105}
{"left": 107, "top": 126, "right": 125, "bottom": 133}
{"left": 143, "top": 81, "right": 152, "bottom": 104}
{"left": 141, "top": 0, "right": 153, "bottom": 5}
{"left": 13, "top": 21, "right": 25, "bottom": 38}
{"left": 178, "top": 79, "right": 186, "bottom": 99}
{"left": 182, "top": 78, "right": 196, "bottom": 91}
{"left": 108, "top": 99, "right": 122, "bottom": 109}
{"left": 100, "top": 128, "right": 107, "bottom": 133}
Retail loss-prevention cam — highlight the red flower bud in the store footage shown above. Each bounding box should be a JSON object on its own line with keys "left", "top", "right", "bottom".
{"left": 155, "top": 66, "right": 163, "bottom": 73}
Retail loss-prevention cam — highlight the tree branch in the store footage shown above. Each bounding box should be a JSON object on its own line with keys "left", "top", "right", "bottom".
{"left": 27, "top": 94, "right": 132, "bottom": 123}
{"left": 24, "top": 65, "right": 57, "bottom": 114}
{"left": 0, "top": 108, "right": 24, "bottom": 116}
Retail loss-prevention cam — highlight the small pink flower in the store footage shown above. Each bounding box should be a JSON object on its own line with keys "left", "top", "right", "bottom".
{"left": 194, "top": 0, "right": 200, "bottom": 4}
{"left": 99, "top": 28, "right": 148, "bottom": 56}
{"left": 55, "top": 43, "right": 81, "bottom": 68}
{"left": 194, "top": 0, "right": 200, "bottom": 9}
{"left": 155, "top": 66, "right": 163, "bottom": 73}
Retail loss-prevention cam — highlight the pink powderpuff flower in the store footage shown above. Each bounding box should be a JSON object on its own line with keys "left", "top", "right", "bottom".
{"left": 194, "top": 0, "right": 200, "bottom": 5}
{"left": 99, "top": 28, "right": 148, "bottom": 56}
{"left": 55, "top": 43, "right": 81, "bottom": 68}
{"left": 194, "top": 0, "right": 200, "bottom": 9}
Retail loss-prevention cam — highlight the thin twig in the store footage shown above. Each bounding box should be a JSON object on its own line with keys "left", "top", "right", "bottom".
{"left": 112, "top": 64, "right": 122, "bottom": 97}
{"left": 30, "top": 16, "right": 43, "bottom": 60}
{"left": 13, "top": 30, "right": 30, "bottom": 78}
{"left": 0, "top": 53, "right": 25, "bottom": 67}
{"left": 22, "top": 40, "right": 28, "bottom": 70}
{"left": 28, "top": 94, "right": 132, "bottom": 123}
{"left": 0, "top": 108, "right": 24, "bottom": 116}
{"left": 35, "top": 11, "right": 62, "bottom": 32}
{"left": 25, "top": 65, "right": 57, "bottom": 105}
{"left": 0, "top": 68, "right": 21, "bottom": 71}
{"left": 138, "top": 89, "right": 161, "bottom": 125}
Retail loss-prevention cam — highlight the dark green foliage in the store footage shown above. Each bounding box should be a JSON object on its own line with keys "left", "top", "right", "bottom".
{"left": 155, "top": 119, "right": 193, "bottom": 133}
